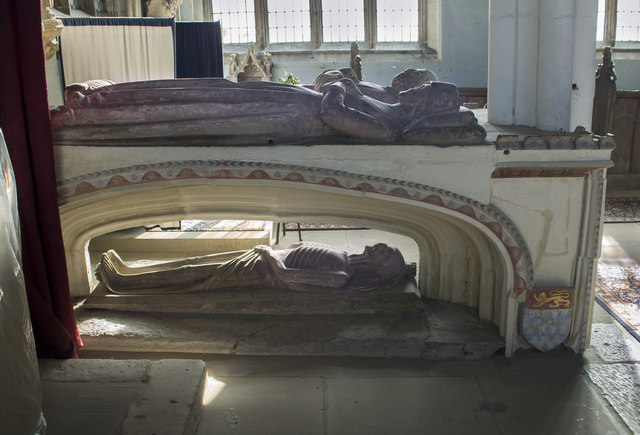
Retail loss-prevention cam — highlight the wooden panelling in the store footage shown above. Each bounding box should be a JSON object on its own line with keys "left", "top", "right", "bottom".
{"left": 609, "top": 91, "right": 640, "bottom": 175}
{"left": 610, "top": 96, "right": 638, "bottom": 173}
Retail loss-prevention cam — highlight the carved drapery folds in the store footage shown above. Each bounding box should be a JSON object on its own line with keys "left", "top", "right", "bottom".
{"left": 41, "top": 0, "right": 63, "bottom": 60}
{"left": 227, "top": 44, "right": 272, "bottom": 82}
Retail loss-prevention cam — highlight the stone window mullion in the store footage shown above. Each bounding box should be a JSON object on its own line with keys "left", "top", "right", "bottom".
{"left": 310, "top": 0, "right": 323, "bottom": 47}
{"left": 418, "top": 0, "right": 428, "bottom": 48}
{"left": 255, "top": 0, "right": 269, "bottom": 49}
{"left": 604, "top": 0, "right": 618, "bottom": 45}
{"left": 363, "top": 0, "right": 376, "bottom": 48}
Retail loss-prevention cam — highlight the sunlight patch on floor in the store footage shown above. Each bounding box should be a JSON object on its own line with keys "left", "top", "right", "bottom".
{"left": 203, "top": 372, "right": 227, "bottom": 406}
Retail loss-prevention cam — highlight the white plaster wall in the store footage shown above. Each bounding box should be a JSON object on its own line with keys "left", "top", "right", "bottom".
{"left": 602, "top": 55, "right": 640, "bottom": 91}
{"left": 490, "top": 177, "right": 585, "bottom": 287}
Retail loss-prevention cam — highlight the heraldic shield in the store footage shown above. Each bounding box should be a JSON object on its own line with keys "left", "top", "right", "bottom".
{"left": 523, "top": 288, "right": 574, "bottom": 352}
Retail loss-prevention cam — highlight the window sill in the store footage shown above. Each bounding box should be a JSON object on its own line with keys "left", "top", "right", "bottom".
{"left": 221, "top": 42, "right": 438, "bottom": 58}
{"left": 596, "top": 41, "right": 640, "bottom": 55}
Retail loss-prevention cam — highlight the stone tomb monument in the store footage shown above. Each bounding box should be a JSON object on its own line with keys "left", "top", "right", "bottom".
{"left": 85, "top": 242, "right": 502, "bottom": 359}
{"left": 53, "top": 69, "right": 614, "bottom": 357}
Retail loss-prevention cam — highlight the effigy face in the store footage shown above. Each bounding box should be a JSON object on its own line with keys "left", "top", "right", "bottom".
{"left": 50, "top": 70, "right": 486, "bottom": 146}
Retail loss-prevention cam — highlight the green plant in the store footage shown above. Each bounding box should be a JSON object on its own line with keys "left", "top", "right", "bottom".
{"left": 278, "top": 69, "right": 301, "bottom": 85}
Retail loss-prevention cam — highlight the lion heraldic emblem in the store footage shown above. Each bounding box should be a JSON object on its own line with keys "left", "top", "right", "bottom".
{"left": 523, "top": 288, "right": 574, "bottom": 352}
{"left": 530, "top": 289, "right": 572, "bottom": 309}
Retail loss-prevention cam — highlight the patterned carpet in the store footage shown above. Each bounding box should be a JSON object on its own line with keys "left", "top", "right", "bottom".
{"left": 596, "top": 264, "right": 640, "bottom": 341}
{"left": 604, "top": 198, "right": 640, "bottom": 223}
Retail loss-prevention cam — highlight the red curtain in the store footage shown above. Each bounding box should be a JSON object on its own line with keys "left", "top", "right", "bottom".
{"left": 0, "top": 1, "right": 81, "bottom": 358}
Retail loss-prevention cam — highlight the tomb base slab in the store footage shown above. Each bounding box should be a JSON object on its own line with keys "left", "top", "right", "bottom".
{"left": 76, "top": 297, "right": 504, "bottom": 360}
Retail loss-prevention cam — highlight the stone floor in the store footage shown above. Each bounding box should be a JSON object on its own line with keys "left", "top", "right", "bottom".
{"left": 75, "top": 329, "right": 638, "bottom": 435}
{"left": 41, "top": 224, "right": 640, "bottom": 434}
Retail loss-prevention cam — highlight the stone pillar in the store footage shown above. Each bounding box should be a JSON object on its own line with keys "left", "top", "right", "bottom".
{"left": 536, "top": 0, "right": 575, "bottom": 131}
{"left": 513, "top": 0, "right": 539, "bottom": 126}
{"left": 487, "top": 0, "right": 539, "bottom": 126}
{"left": 178, "top": 0, "right": 204, "bottom": 21}
{"left": 488, "top": 0, "right": 598, "bottom": 131}
{"left": 487, "top": 0, "right": 516, "bottom": 125}
{"left": 570, "top": 0, "right": 598, "bottom": 131}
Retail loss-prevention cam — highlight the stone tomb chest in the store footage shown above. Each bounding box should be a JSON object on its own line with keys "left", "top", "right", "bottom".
{"left": 51, "top": 78, "right": 614, "bottom": 357}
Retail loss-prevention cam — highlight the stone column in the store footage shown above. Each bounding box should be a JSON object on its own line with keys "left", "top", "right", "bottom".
{"left": 488, "top": 0, "right": 598, "bottom": 131}
{"left": 570, "top": 0, "right": 598, "bottom": 131}
{"left": 487, "top": 0, "right": 539, "bottom": 126}
{"left": 487, "top": 0, "right": 516, "bottom": 125}
{"left": 536, "top": 0, "right": 575, "bottom": 131}
{"left": 178, "top": 0, "right": 204, "bottom": 21}
{"left": 513, "top": 0, "right": 539, "bottom": 126}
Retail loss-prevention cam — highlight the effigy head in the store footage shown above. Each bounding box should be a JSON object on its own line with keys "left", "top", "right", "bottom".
{"left": 399, "top": 81, "right": 461, "bottom": 117}
{"left": 391, "top": 68, "right": 438, "bottom": 92}
{"left": 363, "top": 243, "right": 407, "bottom": 281}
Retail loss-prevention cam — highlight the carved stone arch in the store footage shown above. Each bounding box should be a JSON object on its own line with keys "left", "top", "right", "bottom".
{"left": 58, "top": 160, "right": 533, "bottom": 353}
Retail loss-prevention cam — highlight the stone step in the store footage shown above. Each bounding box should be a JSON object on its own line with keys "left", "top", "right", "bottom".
{"left": 39, "top": 358, "right": 207, "bottom": 435}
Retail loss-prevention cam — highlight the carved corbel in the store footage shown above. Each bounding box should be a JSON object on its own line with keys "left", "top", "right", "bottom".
{"left": 41, "top": 0, "right": 63, "bottom": 60}
{"left": 227, "top": 44, "right": 273, "bottom": 82}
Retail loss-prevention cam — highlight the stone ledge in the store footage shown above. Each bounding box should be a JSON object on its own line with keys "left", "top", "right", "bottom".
{"left": 496, "top": 133, "right": 616, "bottom": 151}
{"left": 39, "top": 359, "right": 207, "bottom": 435}
{"left": 122, "top": 359, "right": 207, "bottom": 435}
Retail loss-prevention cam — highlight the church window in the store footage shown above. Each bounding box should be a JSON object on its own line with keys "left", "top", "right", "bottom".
{"left": 209, "top": 0, "right": 435, "bottom": 52}
{"left": 597, "top": 0, "right": 640, "bottom": 44}
{"left": 212, "top": 0, "right": 257, "bottom": 44}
